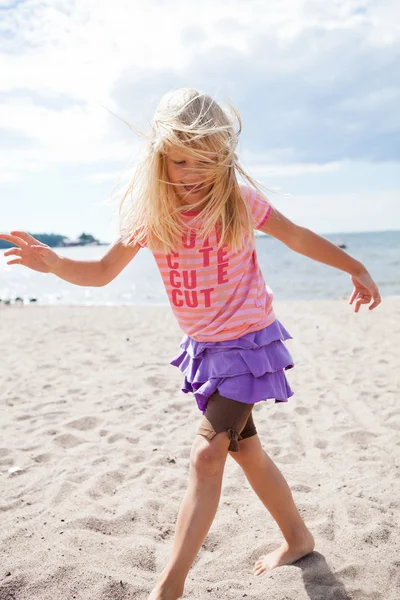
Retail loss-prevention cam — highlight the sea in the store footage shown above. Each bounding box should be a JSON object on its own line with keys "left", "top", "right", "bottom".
{"left": 0, "top": 231, "right": 399, "bottom": 306}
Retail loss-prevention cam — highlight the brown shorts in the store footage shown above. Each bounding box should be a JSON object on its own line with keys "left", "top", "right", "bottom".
{"left": 197, "top": 391, "right": 257, "bottom": 452}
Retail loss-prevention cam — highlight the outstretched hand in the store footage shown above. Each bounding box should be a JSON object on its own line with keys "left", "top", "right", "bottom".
{"left": 0, "top": 231, "right": 60, "bottom": 273}
{"left": 349, "top": 271, "right": 381, "bottom": 312}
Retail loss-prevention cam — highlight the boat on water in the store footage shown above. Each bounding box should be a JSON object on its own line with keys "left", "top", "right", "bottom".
{"left": 336, "top": 237, "right": 347, "bottom": 249}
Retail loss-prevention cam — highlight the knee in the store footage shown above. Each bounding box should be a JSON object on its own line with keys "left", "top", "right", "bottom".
{"left": 229, "top": 436, "right": 264, "bottom": 465}
{"left": 190, "top": 434, "right": 227, "bottom": 478}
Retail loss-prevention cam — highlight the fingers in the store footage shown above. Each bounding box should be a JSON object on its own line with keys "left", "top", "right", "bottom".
{"left": 350, "top": 275, "right": 382, "bottom": 312}
{"left": 371, "top": 286, "right": 382, "bottom": 310}
{"left": 3, "top": 247, "right": 24, "bottom": 267}
{"left": 349, "top": 287, "right": 367, "bottom": 307}
{"left": 0, "top": 233, "right": 28, "bottom": 247}
{"left": 369, "top": 293, "right": 382, "bottom": 311}
{"left": 3, "top": 245, "right": 43, "bottom": 267}
{"left": 10, "top": 231, "right": 39, "bottom": 245}
{"left": 353, "top": 293, "right": 381, "bottom": 312}
{"left": 349, "top": 289, "right": 358, "bottom": 305}
{"left": 4, "top": 248, "right": 22, "bottom": 258}
{"left": 369, "top": 300, "right": 380, "bottom": 311}
{"left": 354, "top": 298, "right": 367, "bottom": 313}
{"left": 0, "top": 231, "right": 43, "bottom": 248}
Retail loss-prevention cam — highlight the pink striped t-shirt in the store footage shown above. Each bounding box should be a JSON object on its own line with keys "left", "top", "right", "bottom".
{"left": 144, "top": 184, "right": 275, "bottom": 342}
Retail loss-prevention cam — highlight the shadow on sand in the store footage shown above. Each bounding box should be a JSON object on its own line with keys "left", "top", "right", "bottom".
{"left": 294, "top": 551, "right": 351, "bottom": 600}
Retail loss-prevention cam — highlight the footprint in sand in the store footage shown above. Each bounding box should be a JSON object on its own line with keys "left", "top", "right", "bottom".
{"left": 362, "top": 525, "right": 391, "bottom": 545}
{"left": 315, "top": 439, "right": 328, "bottom": 450}
{"left": 66, "top": 416, "right": 101, "bottom": 431}
{"left": 277, "top": 452, "right": 300, "bottom": 464}
{"left": 336, "top": 563, "right": 363, "bottom": 580}
{"left": 15, "top": 414, "right": 34, "bottom": 421}
{"left": 339, "top": 430, "right": 377, "bottom": 447}
{"left": 50, "top": 480, "right": 77, "bottom": 505}
{"left": 32, "top": 453, "right": 52, "bottom": 464}
{"left": 104, "top": 354, "right": 119, "bottom": 363}
{"left": 351, "top": 590, "right": 383, "bottom": 600}
{"left": 107, "top": 433, "right": 129, "bottom": 443}
{"left": 138, "top": 423, "right": 155, "bottom": 432}
{"left": 0, "top": 574, "right": 28, "bottom": 599}
{"left": 99, "top": 580, "right": 142, "bottom": 600}
{"left": 53, "top": 433, "right": 85, "bottom": 448}
{"left": 315, "top": 510, "right": 336, "bottom": 541}
{"left": 86, "top": 470, "right": 126, "bottom": 500}
{"left": 201, "top": 531, "right": 219, "bottom": 553}
{"left": 144, "top": 375, "right": 165, "bottom": 388}
{"left": 292, "top": 484, "right": 313, "bottom": 493}
{"left": 69, "top": 513, "right": 137, "bottom": 537}
{"left": 125, "top": 436, "right": 140, "bottom": 445}
{"left": 168, "top": 402, "right": 191, "bottom": 413}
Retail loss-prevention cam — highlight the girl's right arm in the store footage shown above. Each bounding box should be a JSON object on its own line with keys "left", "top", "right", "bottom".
{"left": 0, "top": 231, "right": 140, "bottom": 287}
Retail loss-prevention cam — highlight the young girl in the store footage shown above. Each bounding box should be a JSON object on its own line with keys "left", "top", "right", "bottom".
{"left": 0, "top": 88, "right": 381, "bottom": 600}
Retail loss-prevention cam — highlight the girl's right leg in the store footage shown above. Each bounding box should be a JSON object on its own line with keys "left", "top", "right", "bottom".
{"left": 148, "top": 431, "right": 231, "bottom": 600}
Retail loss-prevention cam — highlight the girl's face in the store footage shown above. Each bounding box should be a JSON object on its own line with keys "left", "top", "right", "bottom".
{"left": 165, "top": 147, "right": 213, "bottom": 206}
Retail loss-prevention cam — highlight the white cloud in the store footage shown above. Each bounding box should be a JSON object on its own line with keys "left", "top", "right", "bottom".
{"left": 276, "top": 188, "right": 400, "bottom": 233}
{"left": 0, "top": 100, "right": 140, "bottom": 168}
{"left": 0, "top": 0, "right": 399, "bottom": 183}
{"left": 0, "top": 171, "right": 18, "bottom": 182}
{"left": 86, "top": 172, "right": 119, "bottom": 184}
{"left": 252, "top": 161, "right": 343, "bottom": 178}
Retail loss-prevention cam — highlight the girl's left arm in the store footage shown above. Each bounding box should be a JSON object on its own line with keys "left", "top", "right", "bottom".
{"left": 260, "top": 207, "right": 381, "bottom": 312}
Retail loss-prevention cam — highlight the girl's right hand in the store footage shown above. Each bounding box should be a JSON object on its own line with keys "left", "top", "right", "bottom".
{"left": 0, "top": 231, "right": 61, "bottom": 273}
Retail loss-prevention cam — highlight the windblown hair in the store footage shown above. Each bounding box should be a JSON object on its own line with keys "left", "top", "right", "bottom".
{"left": 119, "top": 88, "right": 269, "bottom": 253}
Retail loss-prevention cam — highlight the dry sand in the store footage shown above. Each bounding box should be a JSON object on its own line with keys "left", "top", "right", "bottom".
{"left": 1, "top": 299, "right": 399, "bottom": 600}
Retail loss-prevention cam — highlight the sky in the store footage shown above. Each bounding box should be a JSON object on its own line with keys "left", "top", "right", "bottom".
{"left": 0, "top": 0, "right": 399, "bottom": 242}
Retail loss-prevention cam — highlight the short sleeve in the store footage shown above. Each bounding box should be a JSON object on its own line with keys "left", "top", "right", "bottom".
{"left": 240, "top": 184, "right": 272, "bottom": 230}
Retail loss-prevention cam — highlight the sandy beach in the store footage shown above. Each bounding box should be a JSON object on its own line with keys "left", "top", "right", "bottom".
{"left": 1, "top": 298, "right": 399, "bottom": 600}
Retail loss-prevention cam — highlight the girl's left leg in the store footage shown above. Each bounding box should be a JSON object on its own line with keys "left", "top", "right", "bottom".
{"left": 229, "top": 434, "right": 315, "bottom": 575}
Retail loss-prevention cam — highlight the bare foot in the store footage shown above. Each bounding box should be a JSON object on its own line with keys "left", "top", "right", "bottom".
{"left": 253, "top": 530, "right": 315, "bottom": 576}
{"left": 148, "top": 582, "right": 184, "bottom": 600}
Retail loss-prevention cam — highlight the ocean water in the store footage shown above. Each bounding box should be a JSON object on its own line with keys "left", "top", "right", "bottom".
{"left": 0, "top": 230, "right": 399, "bottom": 306}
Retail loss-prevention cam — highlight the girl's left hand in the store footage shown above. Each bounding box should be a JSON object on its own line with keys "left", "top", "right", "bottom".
{"left": 349, "top": 271, "right": 381, "bottom": 312}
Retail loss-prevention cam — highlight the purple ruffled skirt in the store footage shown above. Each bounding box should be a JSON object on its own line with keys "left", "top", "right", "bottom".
{"left": 170, "top": 320, "right": 294, "bottom": 414}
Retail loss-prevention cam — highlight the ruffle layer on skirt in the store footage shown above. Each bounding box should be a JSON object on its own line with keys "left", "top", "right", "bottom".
{"left": 170, "top": 320, "right": 294, "bottom": 413}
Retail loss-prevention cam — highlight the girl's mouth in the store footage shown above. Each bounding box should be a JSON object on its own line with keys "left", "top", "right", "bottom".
{"left": 183, "top": 184, "right": 200, "bottom": 194}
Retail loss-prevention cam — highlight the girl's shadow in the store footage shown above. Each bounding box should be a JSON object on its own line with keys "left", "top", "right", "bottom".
{"left": 294, "top": 551, "right": 351, "bottom": 600}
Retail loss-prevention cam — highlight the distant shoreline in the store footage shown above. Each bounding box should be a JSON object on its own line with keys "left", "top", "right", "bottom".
{"left": 0, "top": 240, "right": 110, "bottom": 250}
{"left": 1, "top": 229, "right": 400, "bottom": 251}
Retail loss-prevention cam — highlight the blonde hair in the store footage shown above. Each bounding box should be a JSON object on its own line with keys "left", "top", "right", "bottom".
{"left": 118, "top": 88, "right": 269, "bottom": 253}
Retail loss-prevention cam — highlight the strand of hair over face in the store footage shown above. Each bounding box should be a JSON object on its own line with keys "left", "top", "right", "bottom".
{"left": 118, "top": 88, "right": 272, "bottom": 253}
